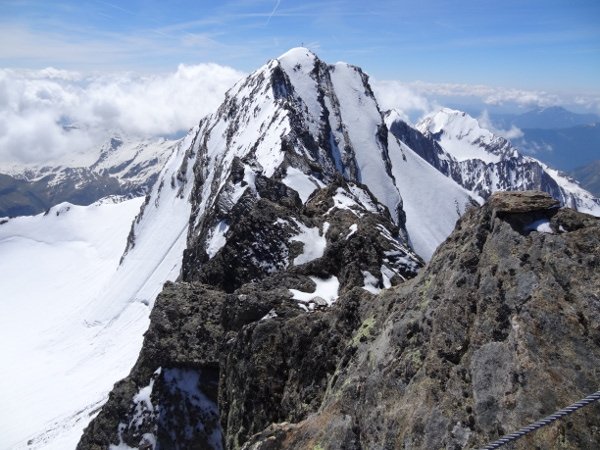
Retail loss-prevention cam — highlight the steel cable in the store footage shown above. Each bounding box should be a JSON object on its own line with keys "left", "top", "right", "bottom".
{"left": 479, "top": 390, "right": 600, "bottom": 449}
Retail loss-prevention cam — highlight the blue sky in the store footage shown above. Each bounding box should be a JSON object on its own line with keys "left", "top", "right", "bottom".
{"left": 1, "top": 0, "right": 599, "bottom": 93}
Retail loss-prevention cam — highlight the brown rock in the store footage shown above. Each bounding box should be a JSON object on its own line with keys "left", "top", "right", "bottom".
{"left": 488, "top": 190, "right": 560, "bottom": 213}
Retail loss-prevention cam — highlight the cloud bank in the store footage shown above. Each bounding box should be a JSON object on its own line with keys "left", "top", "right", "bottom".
{"left": 0, "top": 64, "right": 244, "bottom": 165}
{"left": 371, "top": 80, "right": 437, "bottom": 123}
{"left": 2, "top": 63, "right": 598, "bottom": 167}
{"left": 372, "top": 78, "right": 600, "bottom": 124}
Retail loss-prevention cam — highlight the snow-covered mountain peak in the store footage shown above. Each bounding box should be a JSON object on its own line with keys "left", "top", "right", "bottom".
{"left": 394, "top": 107, "right": 600, "bottom": 216}
{"left": 169, "top": 49, "right": 477, "bottom": 264}
{"left": 196, "top": 47, "right": 403, "bottom": 221}
{"left": 277, "top": 46, "right": 318, "bottom": 69}
{"left": 419, "top": 107, "right": 475, "bottom": 134}
{"left": 417, "top": 108, "right": 517, "bottom": 163}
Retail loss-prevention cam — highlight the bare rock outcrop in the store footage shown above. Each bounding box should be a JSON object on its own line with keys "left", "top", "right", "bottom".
{"left": 79, "top": 191, "right": 600, "bottom": 450}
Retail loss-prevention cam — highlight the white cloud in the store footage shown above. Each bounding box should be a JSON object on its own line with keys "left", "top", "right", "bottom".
{"left": 0, "top": 64, "right": 245, "bottom": 165}
{"left": 518, "top": 140, "right": 554, "bottom": 156}
{"left": 404, "top": 80, "right": 565, "bottom": 109}
{"left": 477, "top": 110, "right": 524, "bottom": 140}
{"left": 371, "top": 79, "right": 436, "bottom": 123}
{"left": 372, "top": 78, "right": 600, "bottom": 124}
{"left": 371, "top": 78, "right": 573, "bottom": 125}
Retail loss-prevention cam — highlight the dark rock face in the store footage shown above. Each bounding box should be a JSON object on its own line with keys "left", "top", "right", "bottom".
{"left": 76, "top": 283, "right": 228, "bottom": 450}
{"left": 219, "top": 288, "right": 365, "bottom": 450}
{"left": 239, "top": 191, "right": 600, "bottom": 450}
{"left": 79, "top": 191, "right": 600, "bottom": 450}
{"left": 183, "top": 175, "right": 421, "bottom": 294}
{"left": 78, "top": 174, "right": 421, "bottom": 449}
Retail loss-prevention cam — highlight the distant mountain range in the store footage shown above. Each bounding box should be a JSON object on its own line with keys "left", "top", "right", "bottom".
{"left": 570, "top": 160, "right": 600, "bottom": 197}
{"left": 492, "top": 106, "right": 599, "bottom": 130}
{"left": 389, "top": 107, "right": 599, "bottom": 215}
{"left": 489, "top": 107, "right": 600, "bottom": 173}
{"left": 0, "top": 136, "right": 177, "bottom": 217}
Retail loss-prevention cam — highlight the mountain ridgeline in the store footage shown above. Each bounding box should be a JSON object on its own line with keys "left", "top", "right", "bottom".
{"left": 0, "top": 136, "right": 176, "bottom": 217}
{"left": 77, "top": 49, "right": 600, "bottom": 449}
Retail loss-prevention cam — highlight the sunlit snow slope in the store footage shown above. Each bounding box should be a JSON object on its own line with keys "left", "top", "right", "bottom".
{"left": 0, "top": 198, "right": 145, "bottom": 449}
{"left": 0, "top": 133, "right": 196, "bottom": 449}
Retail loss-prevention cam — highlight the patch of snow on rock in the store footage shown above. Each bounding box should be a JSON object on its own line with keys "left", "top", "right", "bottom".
{"left": 346, "top": 224, "right": 358, "bottom": 239}
{"left": 289, "top": 276, "right": 340, "bottom": 306}
{"left": 290, "top": 219, "right": 327, "bottom": 265}
{"left": 206, "top": 220, "right": 229, "bottom": 258}
{"left": 362, "top": 271, "right": 381, "bottom": 294}
{"left": 525, "top": 219, "right": 554, "bottom": 234}
{"left": 281, "top": 167, "right": 322, "bottom": 203}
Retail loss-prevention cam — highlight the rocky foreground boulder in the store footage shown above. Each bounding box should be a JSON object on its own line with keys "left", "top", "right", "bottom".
{"left": 78, "top": 191, "right": 600, "bottom": 449}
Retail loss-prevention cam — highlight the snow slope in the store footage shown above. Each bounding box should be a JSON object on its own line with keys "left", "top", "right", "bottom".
{"left": 0, "top": 131, "right": 197, "bottom": 449}
{"left": 0, "top": 198, "right": 145, "bottom": 449}
{"left": 386, "top": 133, "right": 479, "bottom": 259}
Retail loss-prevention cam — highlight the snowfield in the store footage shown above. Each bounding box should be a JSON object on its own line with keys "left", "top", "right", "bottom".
{"left": 0, "top": 198, "right": 147, "bottom": 449}
{"left": 0, "top": 119, "right": 196, "bottom": 450}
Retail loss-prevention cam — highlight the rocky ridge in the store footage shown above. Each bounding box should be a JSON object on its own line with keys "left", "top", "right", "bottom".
{"left": 237, "top": 191, "right": 600, "bottom": 450}
{"left": 79, "top": 191, "right": 600, "bottom": 449}
{"left": 76, "top": 47, "right": 600, "bottom": 449}
{"left": 77, "top": 175, "right": 423, "bottom": 449}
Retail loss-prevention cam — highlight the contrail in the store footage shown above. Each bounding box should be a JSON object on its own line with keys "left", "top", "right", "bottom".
{"left": 266, "top": 0, "right": 281, "bottom": 25}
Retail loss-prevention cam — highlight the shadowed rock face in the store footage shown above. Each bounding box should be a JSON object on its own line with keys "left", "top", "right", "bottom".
{"left": 78, "top": 191, "right": 600, "bottom": 450}
{"left": 183, "top": 174, "right": 421, "bottom": 294}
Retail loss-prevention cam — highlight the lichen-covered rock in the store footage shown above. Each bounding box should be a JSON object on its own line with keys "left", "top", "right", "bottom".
{"left": 488, "top": 190, "right": 560, "bottom": 213}
{"left": 241, "top": 192, "right": 600, "bottom": 450}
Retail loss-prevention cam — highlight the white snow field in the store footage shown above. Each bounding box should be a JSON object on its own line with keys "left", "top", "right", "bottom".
{"left": 0, "top": 198, "right": 144, "bottom": 449}
{"left": 0, "top": 132, "right": 197, "bottom": 449}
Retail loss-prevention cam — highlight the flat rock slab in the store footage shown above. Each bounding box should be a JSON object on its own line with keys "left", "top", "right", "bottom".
{"left": 489, "top": 190, "right": 560, "bottom": 213}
